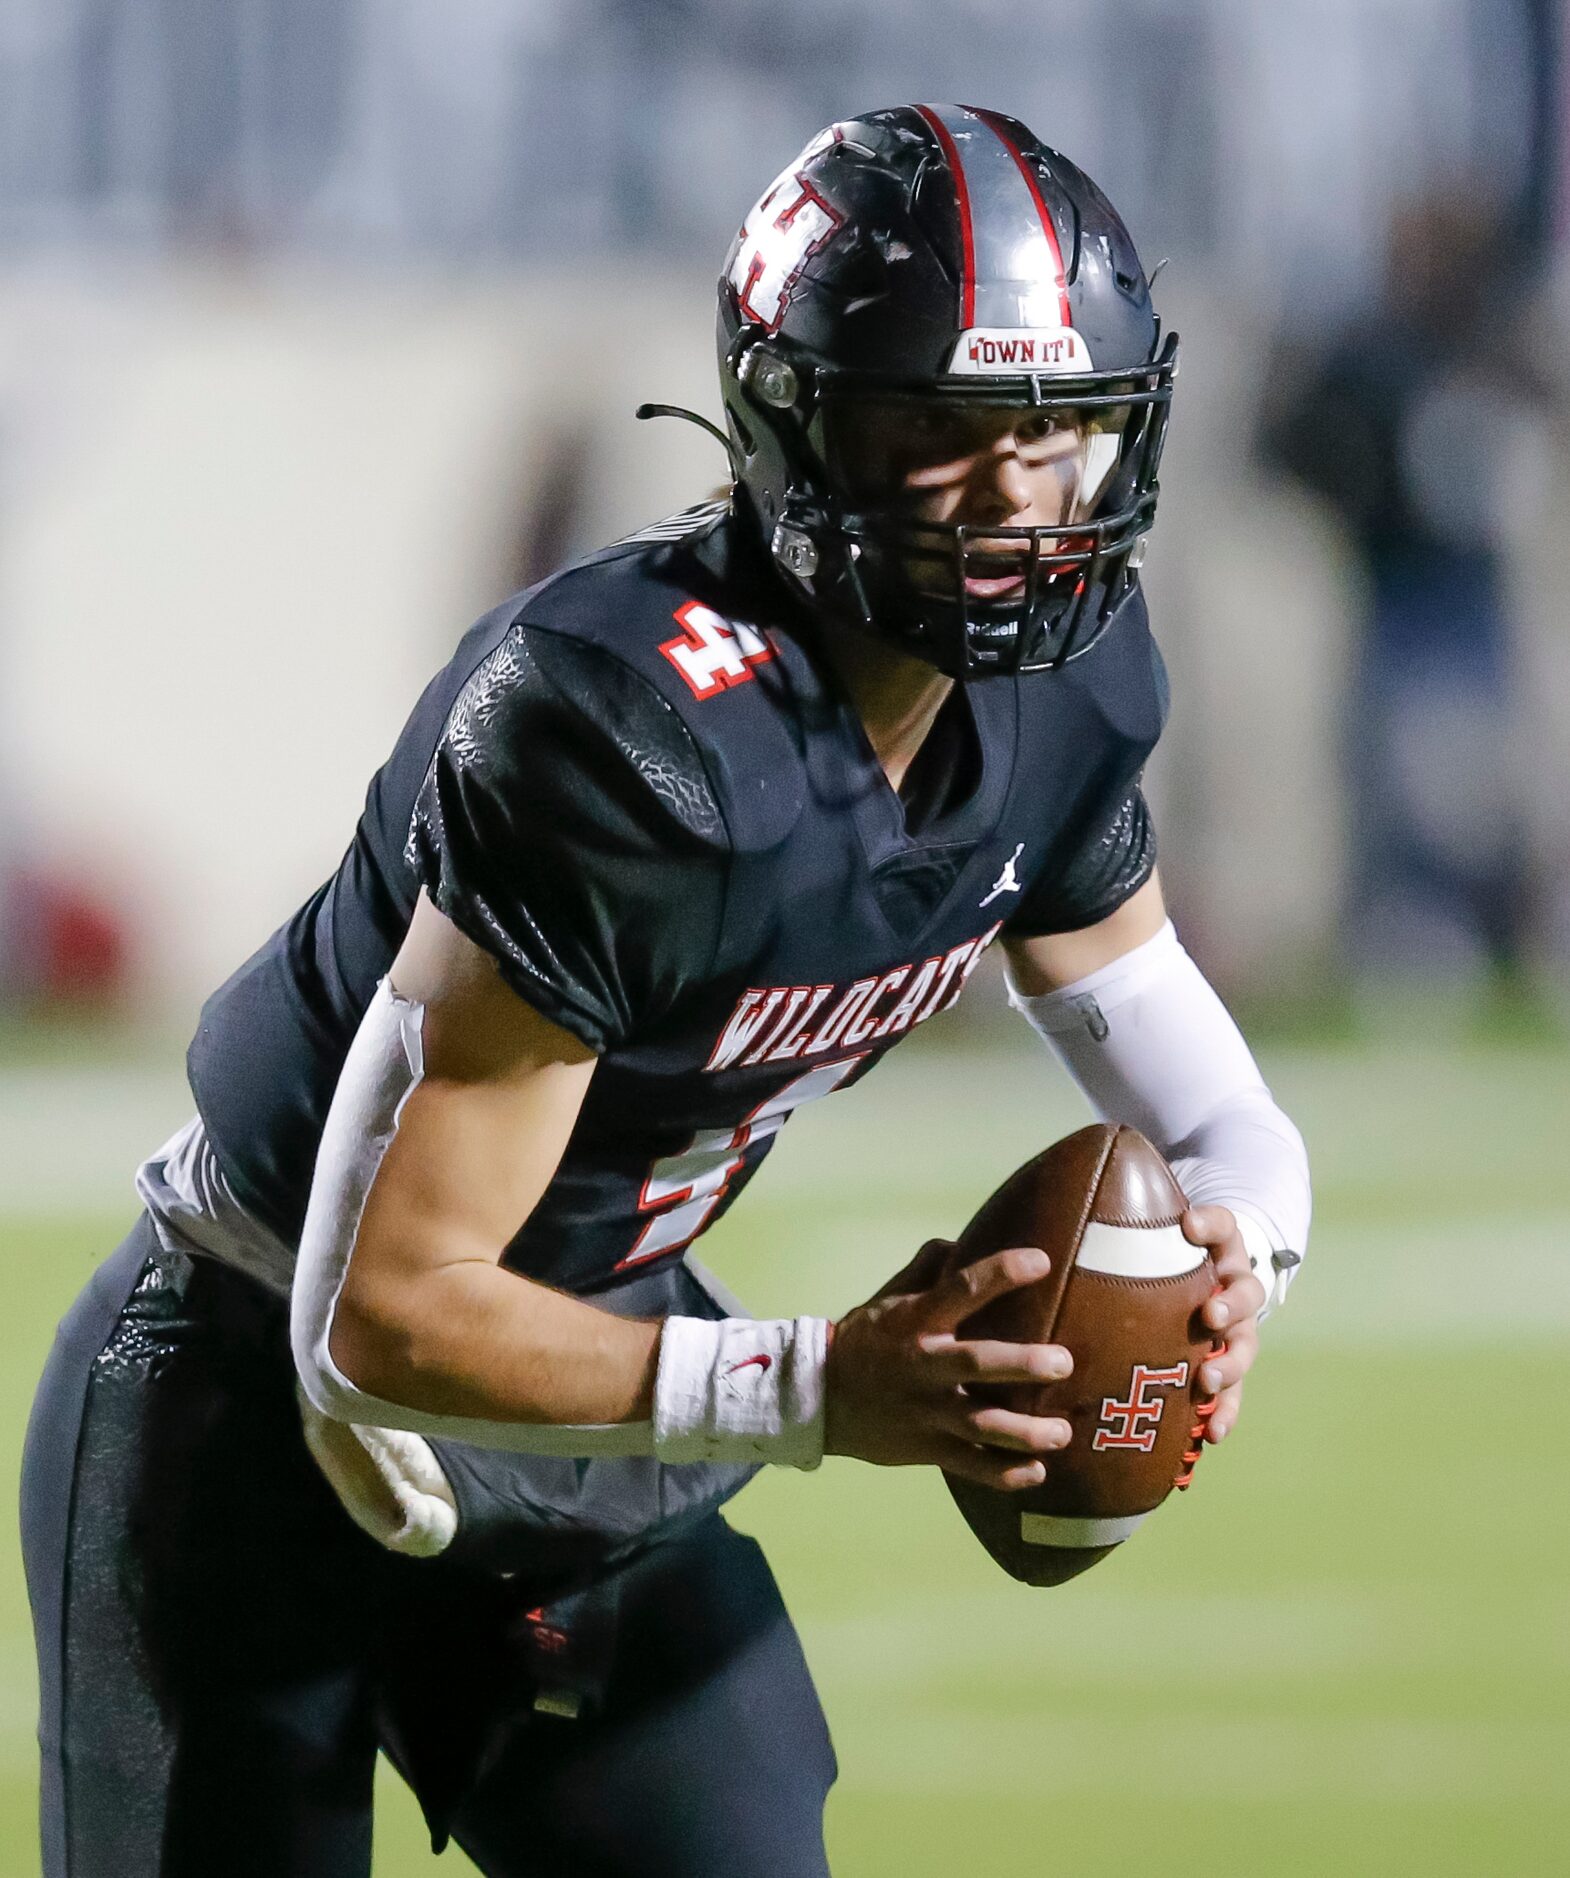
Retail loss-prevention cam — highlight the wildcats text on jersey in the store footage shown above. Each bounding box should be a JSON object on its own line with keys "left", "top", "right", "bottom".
{"left": 704, "top": 922, "right": 1004, "bottom": 1072}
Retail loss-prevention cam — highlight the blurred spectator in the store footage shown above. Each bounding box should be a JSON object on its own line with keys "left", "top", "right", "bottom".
{"left": 1259, "top": 188, "right": 1559, "bottom": 1005}
{"left": 1, "top": 863, "right": 129, "bottom": 1009}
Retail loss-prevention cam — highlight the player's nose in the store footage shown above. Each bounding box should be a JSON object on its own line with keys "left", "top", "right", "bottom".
{"left": 967, "top": 443, "right": 1034, "bottom": 528}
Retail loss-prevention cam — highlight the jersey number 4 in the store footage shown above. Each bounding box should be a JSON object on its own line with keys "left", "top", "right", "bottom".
{"left": 619, "top": 1056, "right": 864, "bottom": 1269}
{"left": 659, "top": 601, "right": 775, "bottom": 700}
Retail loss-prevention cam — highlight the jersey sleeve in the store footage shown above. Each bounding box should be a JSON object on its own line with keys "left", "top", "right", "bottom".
{"left": 1004, "top": 589, "right": 1168, "bottom": 938}
{"left": 1002, "top": 782, "right": 1158, "bottom": 938}
{"left": 405, "top": 622, "right": 729, "bottom": 1052}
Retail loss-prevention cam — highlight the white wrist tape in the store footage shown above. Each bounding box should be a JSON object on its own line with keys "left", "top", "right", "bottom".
{"left": 654, "top": 1315, "right": 831, "bottom": 1469}
{"left": 1007, "top": 921, "right": 1310, "bottom": 1316}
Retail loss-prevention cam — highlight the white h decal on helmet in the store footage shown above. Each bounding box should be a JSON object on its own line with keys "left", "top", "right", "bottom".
{"left": 728, "top": 140, "right": 845, "bottom": 334}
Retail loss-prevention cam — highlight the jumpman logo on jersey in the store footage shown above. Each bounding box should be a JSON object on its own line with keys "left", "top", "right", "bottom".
{"left": 979, "top": 843, "right": 1025, "bottom": 907}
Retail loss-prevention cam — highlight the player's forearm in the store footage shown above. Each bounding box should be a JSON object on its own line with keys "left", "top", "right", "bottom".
{"left": 290, "top": 977, "right": 656, "bottom": 1450}
{"left": 320, "top": 1023, "right": 658, "bottom": 1426}
{"left": 1004, "top": 918, "right": 1311, "bottom": 1311}
{"left": 290, "top": 974, "right": 834, "bottom": 1468}
{"left": 1161, "top": 1094, "right": 1310, "bottom": 1263}
{"left": 330, "top": 1256, "right": 660, "bottom": 1427}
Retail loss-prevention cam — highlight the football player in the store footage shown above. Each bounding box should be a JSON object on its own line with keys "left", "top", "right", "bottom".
{"left": 22, "top": 105, "right": 1310, "bottom": 1877}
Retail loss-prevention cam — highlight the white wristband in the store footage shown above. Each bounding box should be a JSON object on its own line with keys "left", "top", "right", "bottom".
{"left": 654, "top": 1315, "right": 831, "bottom": 1469}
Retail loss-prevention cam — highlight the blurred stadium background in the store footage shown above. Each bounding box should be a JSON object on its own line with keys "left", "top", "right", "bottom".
{"left": 1, "top": 2, "right": 1566, "bottom": 1872}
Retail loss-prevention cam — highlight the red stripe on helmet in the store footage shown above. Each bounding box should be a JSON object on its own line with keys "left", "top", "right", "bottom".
{"left": 974, "top": 108, "right": 1074, "bottom": 328}
{"left": 914, "top": 104, "right": 976, "bottom": 328}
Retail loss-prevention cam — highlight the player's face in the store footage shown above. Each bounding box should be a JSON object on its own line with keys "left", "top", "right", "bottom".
{"left": 828, "top": 400, "right": 1126, "bottom": 606}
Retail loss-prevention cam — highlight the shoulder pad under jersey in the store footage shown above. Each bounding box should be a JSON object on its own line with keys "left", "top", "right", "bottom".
{"left": 515, "top": 507, "right": 807, "bottom": 854}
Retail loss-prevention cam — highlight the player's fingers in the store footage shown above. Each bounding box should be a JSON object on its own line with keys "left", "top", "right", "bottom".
{"left": 870, "top": 1237, "right": 954, "bottom": 1302}
{"left": 1198, "top": 1335, "right": 1254, "bottom": 1394}
{"left": 921, "top": 1334, "right": 1073, "bottom": 1386}
{"left": 1183, "top": 1204, "right": 1248, "bottom": 1264}
{"left": 931, "top": 1438, "right": 1049, "bottom": 1492}
{"left": 1204, "top": 1378, "right": 1244, "bottom": 1442}
{"left": 956, "top": 1401, "right": 1073, "bottom": 1455}
{"left": 924, "top": 1246, "right": 1050, "bottom": 1331}
{"left": 1204, "top": 1265, "right": 1266, "bottom": 1330}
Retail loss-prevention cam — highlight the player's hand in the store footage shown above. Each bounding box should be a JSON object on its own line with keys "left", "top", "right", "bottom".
{"left": 824, "top": 1242, "right": 1074, "bottom": 1491}
{"left": 1181, "top": 1205, "right": 1267, "bottom": 1444}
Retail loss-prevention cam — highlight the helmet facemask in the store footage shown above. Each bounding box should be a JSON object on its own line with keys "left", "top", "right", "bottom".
{"left": 732, "top": 339, "right": 1177, "bottom": 679}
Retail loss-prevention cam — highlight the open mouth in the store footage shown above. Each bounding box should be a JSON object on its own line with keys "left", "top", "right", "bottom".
{"left": 964, "top": 562, "right": 1029, "bottom": 601}
{"left": 962, "top": 537, "right": 1094, "bottom": 603}
{"left": 962, "top": 546, "right": 1032, "bottom": 602}
{"left": 902, "top": 536, "right": 1098, "bottom": 606}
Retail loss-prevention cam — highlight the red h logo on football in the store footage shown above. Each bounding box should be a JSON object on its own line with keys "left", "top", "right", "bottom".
{"left": 1092, "top": 1362, "right": 1190, "bottom": 1453}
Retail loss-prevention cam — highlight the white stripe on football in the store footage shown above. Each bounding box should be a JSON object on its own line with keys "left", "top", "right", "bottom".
{"left": 1020, "top": 1510, "right": 1150, "bottom": 1549}
{"left": 1075, "top": 1220, "right": 1204, "bottom": 1279}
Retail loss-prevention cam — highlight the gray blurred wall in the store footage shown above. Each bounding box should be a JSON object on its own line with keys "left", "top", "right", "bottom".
{"left": 0, "top": 0, "right": 1562, "bottom": 1018}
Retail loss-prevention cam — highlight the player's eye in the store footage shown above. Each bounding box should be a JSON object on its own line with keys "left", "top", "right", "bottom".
{"left": 908, "top": 408, "right": 974, "bottom": 451}
{"left": 1013, "top": 415, "right": 1081, "bottom": 463}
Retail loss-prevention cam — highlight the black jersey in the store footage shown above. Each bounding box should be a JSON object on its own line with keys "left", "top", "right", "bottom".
{"left": 189, "top": 506, "right": 1165, "bottom": 1294}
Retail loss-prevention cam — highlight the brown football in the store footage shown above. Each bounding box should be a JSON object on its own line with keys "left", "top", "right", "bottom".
{"left": 945, "top": 1122, "right": 1220, "bottom": 1586}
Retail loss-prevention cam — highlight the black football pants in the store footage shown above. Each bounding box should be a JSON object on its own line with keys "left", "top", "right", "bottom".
{"left": 21, "top": 1217, "right": 836, "bottom": 1877}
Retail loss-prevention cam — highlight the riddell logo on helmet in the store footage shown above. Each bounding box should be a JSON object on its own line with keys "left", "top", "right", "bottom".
{"left": 947, "top": 327, "right": 1094, "bottom": 376}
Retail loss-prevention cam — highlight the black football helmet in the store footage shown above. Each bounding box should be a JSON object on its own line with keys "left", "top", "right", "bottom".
{"left": 715, "top": 104, "right": 1177, "bottom": 679}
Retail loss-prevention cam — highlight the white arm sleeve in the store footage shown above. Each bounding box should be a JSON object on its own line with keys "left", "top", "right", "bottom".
{"left": 290, "top": 978, "right": 830, "bottom": 1466}
{"left": 290, "top": 979, "right": 656, "bottom": 1455}
{"left": 1005, "top": 921, "right": 1310, "bottom": 1315}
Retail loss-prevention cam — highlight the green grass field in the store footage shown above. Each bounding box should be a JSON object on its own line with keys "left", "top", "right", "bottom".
{"left": 2, "top": 1027, "right": 1566, "bottom": 1875}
